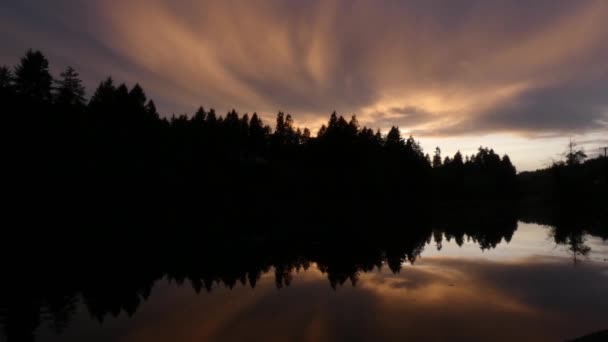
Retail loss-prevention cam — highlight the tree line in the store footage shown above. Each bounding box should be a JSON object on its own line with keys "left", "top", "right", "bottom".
{"left": 519, "top": 139, "right": 607, "bottom": 205}
{"left": 1, "top": 50, "right": 524, "bottom": 230}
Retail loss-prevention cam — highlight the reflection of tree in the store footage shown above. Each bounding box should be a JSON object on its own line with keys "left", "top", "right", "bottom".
{"left": 43, "top": 294, "right": 78, "bottom": 334}
{"left": 568, "top": 234, "right": 591, "bottom": 265}
{"left": 433, "top": 230, "right": 443, "bottom": 251}
{"left": 4, "top": 201, "right": 606, "bottom": 341}
{"left": 0, "top": 206, "right": 524, "bottom": 342}
{"left": 552, "top": 228, "right": 591, "bottom": 265}
{"left": 523, "top": 200, "right": 603, "bottom": 265}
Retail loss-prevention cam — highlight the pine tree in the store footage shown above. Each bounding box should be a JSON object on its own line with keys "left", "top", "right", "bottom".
{"left": 128, "top": 84, "right": 147, "bottom": 108}
{"left": 453, "top": 151, "right": 464, "bottom": 167}
{"left": 88, "top": 78, "right": 117, "bottom": 112}
{"left": 193, "top": 106, "right": 206, "bottom": 123}
{"left": 385, "top": 126, "right": 403, "bottom": 149}
{"left": 14, "top": 50, "right": 53, "bottom": 101}
{"left": 54, "top": 66, "right": 86, "bottom": 106}
{"left": 432, "top": 147, "right": 442, "bottom": 168}
{"left": 145, "top": 100, "right": 159, "bottom": 120}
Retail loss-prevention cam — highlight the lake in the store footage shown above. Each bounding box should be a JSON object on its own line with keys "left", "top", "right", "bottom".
{"left": 1, "top": 222, "right": 607, "bottom": 342}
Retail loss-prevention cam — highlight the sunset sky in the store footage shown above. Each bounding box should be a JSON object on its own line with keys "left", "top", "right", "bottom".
{"left": 1, "top": 0, "right": 607, "bottom": 170}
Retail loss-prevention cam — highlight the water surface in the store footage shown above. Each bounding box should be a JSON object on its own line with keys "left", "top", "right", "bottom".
{"left": 3, "top": 222, "right": 607, "bottom": 342}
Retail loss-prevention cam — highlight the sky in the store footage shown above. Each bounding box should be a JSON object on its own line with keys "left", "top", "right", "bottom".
{"left": 1, "top": 0, "right": 607, "bottom": 171}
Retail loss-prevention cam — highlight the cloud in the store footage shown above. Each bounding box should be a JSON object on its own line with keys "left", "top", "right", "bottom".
{"left": 366, "top": 106, "right": 437, "bottom": 130}
{"left": 429, "top": 76, "right": 608, "bottom": 136}
{"left": 1, "top": 0, "right": 608, "bottom": 139}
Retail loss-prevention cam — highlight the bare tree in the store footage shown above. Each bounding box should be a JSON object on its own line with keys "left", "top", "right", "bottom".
{"left": 563, "top": 138, "right": 587, "bottom": 166}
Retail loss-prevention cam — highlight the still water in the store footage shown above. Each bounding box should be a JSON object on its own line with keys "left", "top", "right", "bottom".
{"left": 3, "top": 222, "right": 608, "bottom": 342}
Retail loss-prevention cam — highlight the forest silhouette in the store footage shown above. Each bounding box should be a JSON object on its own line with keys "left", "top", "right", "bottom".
{"left": 0, "top": 51, "right": 516, "bottom": 211}
{"left": 3, "top": 50, "right": 606, "bottom": 231}
{"left": 0, "top": 52, "right": 525, "bottom": 220}
{"left": 1, "top": 49, "right": 606, "bottom": 244}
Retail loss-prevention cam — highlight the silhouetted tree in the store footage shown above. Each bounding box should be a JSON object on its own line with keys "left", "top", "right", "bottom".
{"left": 54, "top": 66, "right": 85, "bottom": 107}
{"left": 432, "top": 147, "right": 442, "bottom": 168}
{"left": 128, "top": 84, "right": 147, "bottom": 109}
{"left": 193, "top": 106, "right": 206, "bottom": 123}
{"left": 317, "top": 124, "right": 327, "bottom": 137}
{"left": 206, "top": 108, "right": 217, "bottom": 125}
{"left": 88, "top": 77, "right": 117, "bottom": 113}
{"left": 452, "top": 151, "right": 463, "bottom": 167}
{"left": 14, "top": 50, "right": 52, "bottom": 102}
{"left": 385, "top": 126, "right": 403, "bottom": 149}
{"left": 145, "top": 100, "right": 159, "bottom": 120}
{"left": 565, "top": 139, "right": 587, "bottom": 166}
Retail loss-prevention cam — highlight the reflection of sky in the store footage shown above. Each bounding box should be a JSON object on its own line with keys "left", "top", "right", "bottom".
{"left": 37, "top": 223, "right": 608, "bottom": 342}
{"left": 421, "top": 222, "right": 608, "bottom": 263}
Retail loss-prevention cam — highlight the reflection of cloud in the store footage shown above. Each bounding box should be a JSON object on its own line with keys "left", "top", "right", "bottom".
{"left": 432, "top": 256, "right": 608, "bottom": 315}
{"left": 122, "top": 278, "right": 270, "bottom": 342}
{"left": 105, "top": 256, "right": 608, "bottom": 342}
{"left": 358, "top": 257, "right": 608, "bottom": 341}
{"left": 360, "top": 263, "right": 535, "bottom": 314}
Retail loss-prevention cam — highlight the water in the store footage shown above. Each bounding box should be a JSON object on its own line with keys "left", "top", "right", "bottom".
{"left": 2, "top": 222, "right": 607, "bottom": 342}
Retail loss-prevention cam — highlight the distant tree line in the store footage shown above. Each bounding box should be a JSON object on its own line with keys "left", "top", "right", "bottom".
{"left": 518, "top": 139, "right": 607, "bottom": 205}
{"left": 2, "top": 50, "right": 522, "bottom": 228}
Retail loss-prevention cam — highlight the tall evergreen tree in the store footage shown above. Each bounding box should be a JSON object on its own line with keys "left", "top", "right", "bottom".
{"left": 193, "top": 106, "right": 206, "bottom": 123}
{"left": 115, "top": 84, "right": 130, "bottom": 105}
{"left": 452, "top": 151, "right": 464, "bottom": 167}
{"left": 501, "top": 155, "right": 516, "bottom": 174}
{"left": 317, "top": 125, "right": 327, "bottom": 137}
{"left": 405, "top": 136, "right": 424, "bottom": 159}
{"left": 385, "top": 126, "right": 403, "bottom": 149}
{"left": 206, "top": 108, "right": 217, "bottom": 125}
{"left": 54, "top": 66, "right": 86, "bottom": 107}
{"left": 88, "top": 78, "right": 117, "bottom": 112}
{"left": 301, "top": 128, "right": 311, "bottom": 144}
{"left": 14, "top": 50, "right": 52, "bottom": 101}
{"left": 128, "top": 84, "right": 147, "bottom": 109}
{"left": 432, "top": 147, "right": 442, "bottom": 168}
{"left": 328, "top": 111, "right": 338, "bottom": 128}
{"left": 145, "top": 100, "right": 159, "bottom": 120}
{"left": 275, "top": 112, "right": 286, "bottom": 135}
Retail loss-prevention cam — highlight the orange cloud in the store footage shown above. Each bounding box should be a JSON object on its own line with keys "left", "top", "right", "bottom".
{"left": 84, "top": 1, "right": 608, "bottom": 136}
